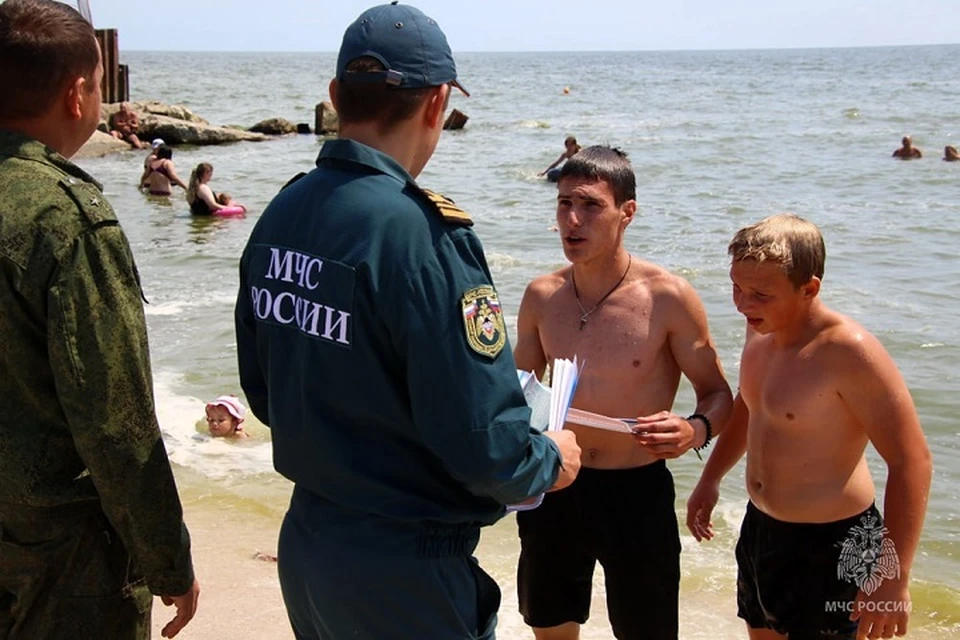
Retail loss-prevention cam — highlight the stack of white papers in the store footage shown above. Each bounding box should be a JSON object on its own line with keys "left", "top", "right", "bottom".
{"left": 517, "top": 356, "right": 581, "bottom": 433}
{"left": 510, "top": 357, "right": 582, "bottom": 513}
{"left": 548, "top": 357, "right": 580, "bottom": 433}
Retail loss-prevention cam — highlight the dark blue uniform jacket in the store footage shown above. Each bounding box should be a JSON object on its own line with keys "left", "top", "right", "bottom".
{"left": 236, "top": 140, "right": 560, "bottom": 533}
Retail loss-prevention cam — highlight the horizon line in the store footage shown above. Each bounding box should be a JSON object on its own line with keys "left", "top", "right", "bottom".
{"left": 119, "top": 41, "right": 960, "bottom": 55}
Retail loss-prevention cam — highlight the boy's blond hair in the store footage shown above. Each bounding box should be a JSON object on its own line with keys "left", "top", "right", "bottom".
{"left": 728, "top": 213, "right": 826, "bottom": 288}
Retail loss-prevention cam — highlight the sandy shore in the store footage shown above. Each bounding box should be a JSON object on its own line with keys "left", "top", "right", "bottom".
{"left": 150, "top": 500, "right": 292, "bottom": 639}
{"left": 149, "top": 497, "right": 741, "bottom": 640}
{"left": 153, "top": 499, "right": 956, "bottom": 639}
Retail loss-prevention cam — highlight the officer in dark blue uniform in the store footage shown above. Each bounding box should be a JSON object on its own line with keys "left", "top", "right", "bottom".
{"left": 234, "top": 3, "right": 581, "bottom": 639}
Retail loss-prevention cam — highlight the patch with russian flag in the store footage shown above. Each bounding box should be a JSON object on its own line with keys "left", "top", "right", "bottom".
{"left": 460, "top": 285, "right": 506, "bottom": 359}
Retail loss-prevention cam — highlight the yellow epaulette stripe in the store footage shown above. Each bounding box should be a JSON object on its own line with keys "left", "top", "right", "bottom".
{"left": 421, "top": 188, "right": 473, "bottom": 226}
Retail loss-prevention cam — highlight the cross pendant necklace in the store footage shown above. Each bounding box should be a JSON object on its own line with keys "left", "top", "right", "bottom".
{"left": 572, "top": 255, "right": 632, "bottom": 330}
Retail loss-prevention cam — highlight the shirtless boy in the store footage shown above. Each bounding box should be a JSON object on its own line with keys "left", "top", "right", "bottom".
{"left": 686, "top": 214, "right": 932, "bottom": 639}
{"left": 539, "top": 135, "right": 582, "bottom": 181}
{"left": 514, "top": 146, "right": 733, "bottom": 640}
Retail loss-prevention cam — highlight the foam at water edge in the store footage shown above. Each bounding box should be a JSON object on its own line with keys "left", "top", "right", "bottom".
{"left": 144, "top": 301, "right": 187, "bottom": 316}
{"left": 153, "top": 371, "right": 274, "bottom": 480}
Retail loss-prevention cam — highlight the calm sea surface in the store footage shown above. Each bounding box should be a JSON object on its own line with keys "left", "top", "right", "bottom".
{"left": 76, "top": 47, "right": 959, "bottom": 638}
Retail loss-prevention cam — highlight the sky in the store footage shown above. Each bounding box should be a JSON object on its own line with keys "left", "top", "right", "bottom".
{"left": 76, "top": 0, "right": 960, "bottom": 52}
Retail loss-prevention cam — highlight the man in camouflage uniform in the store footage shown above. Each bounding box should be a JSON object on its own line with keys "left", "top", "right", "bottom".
{"left": 0, "top": 1, "right": 200, "bottom": 638}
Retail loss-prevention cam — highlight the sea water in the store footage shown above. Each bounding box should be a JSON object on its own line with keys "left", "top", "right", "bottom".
{"left": 76, "top": 46, "right": 959, "bottom": 638}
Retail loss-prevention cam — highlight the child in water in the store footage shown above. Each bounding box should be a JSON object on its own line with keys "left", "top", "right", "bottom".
{"left": 205, "top": 395, "right": 249, "bottom": 439}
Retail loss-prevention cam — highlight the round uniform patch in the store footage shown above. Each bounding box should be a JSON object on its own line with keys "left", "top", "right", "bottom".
{"left": 461, "top": 285, "right": 506, "bottom": 359}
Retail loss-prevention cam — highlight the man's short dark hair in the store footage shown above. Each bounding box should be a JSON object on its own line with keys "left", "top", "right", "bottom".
{"left": 335, "top": 57, "right": 439, "bottom": 132}
{"left": 0, "top": 0, "right": 99, "bottom": 119}
{"left": 559, "top": 146, "right": 637, "bottom": 206}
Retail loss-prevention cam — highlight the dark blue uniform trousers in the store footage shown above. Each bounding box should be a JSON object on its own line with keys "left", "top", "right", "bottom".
{"left": 278, "top": 488, "right": 501, "bottom": 640}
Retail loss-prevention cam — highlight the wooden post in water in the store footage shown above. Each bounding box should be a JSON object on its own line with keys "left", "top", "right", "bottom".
{"left": 95, "top": 28, "right": 129, "bottom": 103}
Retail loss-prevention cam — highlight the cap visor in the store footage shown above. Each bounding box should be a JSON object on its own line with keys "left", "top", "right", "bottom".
{"left": 451, "top": 79, "right": 470, "bottom": 97}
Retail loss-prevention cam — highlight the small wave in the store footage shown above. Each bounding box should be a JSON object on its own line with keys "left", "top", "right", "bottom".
{"left": 518, "top": 120, "right": 550, "bottom": 129}
{"left": 486, "top": 252, "right": 522, "bottom": 269}
{"left": 144, "top": 292, "right": 237, "bottom": 317}
{"left": 921, "top": 343, "right": 946, "bottom": 349}
{"left": 515, "top": 169, "right": 553, "bottom": 183}
{"left": 843, "top": 107, "right": 861, "bottom": 118}
{"left": 145, "top": 301, "right": 187, "bottom": 316}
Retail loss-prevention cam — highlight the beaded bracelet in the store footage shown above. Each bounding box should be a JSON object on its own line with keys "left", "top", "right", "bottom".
{"left": 687, "top": 413, "right": 713, "bottom": 461}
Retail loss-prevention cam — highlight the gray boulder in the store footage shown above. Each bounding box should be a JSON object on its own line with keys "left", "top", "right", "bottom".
{"left": 100, "top": 101, "right": 209, "bottom": 128}
{"left": 138, "top": 114, "right": 268, "bottom": 145}
{"left": 249, "top": 117, "right": 298, "bottom": 135}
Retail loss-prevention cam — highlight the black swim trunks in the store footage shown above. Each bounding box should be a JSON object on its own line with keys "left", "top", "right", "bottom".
{"left": 736, "top": 501, "right": 886, "bottom": 639}
{"left": 516, "top": 461, "right": 680, "bottom": 640}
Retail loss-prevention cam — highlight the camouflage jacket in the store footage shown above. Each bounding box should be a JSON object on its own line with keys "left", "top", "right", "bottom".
{"left": 0, "top": 130, "right": 194, "bottom": 596}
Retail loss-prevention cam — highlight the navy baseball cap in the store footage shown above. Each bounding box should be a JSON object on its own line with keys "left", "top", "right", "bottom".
{"left": 336, "top": 2, "right": 469, "bottom": 96}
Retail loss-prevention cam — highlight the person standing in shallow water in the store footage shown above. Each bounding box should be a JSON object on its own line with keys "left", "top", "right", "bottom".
{"left": 892, "top": 135, "right": 923, "bottom": 159}
{"left": 140, "top": 144, "right": 187, "bottom": 196}
{"left": 687, "top": 214, "right": 932, "bottom": 640}
{"left": 0, "top": 1, "right": 199, "bottom": 638}
{"left": 513, "top": 146, "right": 732, "bottom": 640}
{"left": 540, "top": 135, "right": 582, "bottom": 181}
{"left": 234, "top": 3, "right": 581, "bottom": 639}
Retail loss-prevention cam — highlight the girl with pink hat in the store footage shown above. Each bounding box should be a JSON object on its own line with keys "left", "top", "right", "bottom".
{"left": 204, "top": 395, "right": 248, "bottom": 439}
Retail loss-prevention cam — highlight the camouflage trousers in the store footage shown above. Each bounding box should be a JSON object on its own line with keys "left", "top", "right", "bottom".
{"left": 0, "top": 503, "right": 152, "bottom": 640}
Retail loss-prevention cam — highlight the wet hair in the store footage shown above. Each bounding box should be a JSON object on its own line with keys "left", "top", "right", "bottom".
{"left": 0, "top": 0, "right": 100, "bottom": 119}
{"left": 186, "top": 162, "right": 213, "bottom": 204}
{"left": 334, "top": 57, "right": 440, "bottom": 132}
{"left": 155, "top": 144, "right": 173, "bottom": 160}
{"left": 728, "top": 213, "right": 826, "bottom": 288}
{"left": 558, "top": 145, "right": 636, "bottom": 206}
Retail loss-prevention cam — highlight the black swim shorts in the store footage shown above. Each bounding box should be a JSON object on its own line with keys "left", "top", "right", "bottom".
{"left": 516, "top": 461, "right": 680, "bottom": 640}
{"left": 736, "top": 501, "right": 885, "bottom": 639}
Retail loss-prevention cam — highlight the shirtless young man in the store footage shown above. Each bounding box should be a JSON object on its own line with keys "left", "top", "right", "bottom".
{"left": 686, "top": 214, "right": 932, "bottom": 640}
{"left": 514, "top": 146, "right": 733, "bottom": 640}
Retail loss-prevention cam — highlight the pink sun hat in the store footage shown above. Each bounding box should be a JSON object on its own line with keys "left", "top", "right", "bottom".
{"left": 206, "top": 395, "right": 247, "bottom": 429}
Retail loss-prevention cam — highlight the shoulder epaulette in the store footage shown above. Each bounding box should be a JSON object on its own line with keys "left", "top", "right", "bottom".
{"left": 58, "top": 175, "right": 116, "bottom": 227}
{"left": 280, "top": 171, "right": 307, "bottom": 192}
{"left": 421, "top": 188, "right": 473, "bottom": 227}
